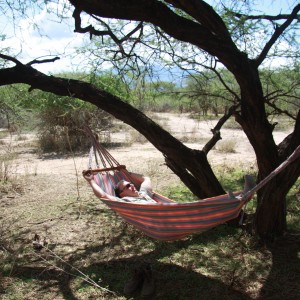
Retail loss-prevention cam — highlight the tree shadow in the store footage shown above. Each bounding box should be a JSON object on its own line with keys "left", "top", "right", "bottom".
{"left": 4, "top": 242, "right": 251, "bottom": 300}
{"left": 1, "top": 223, "right": 252, "bottom": 300}
{"left": 2, "top": 205, "right": 299, "bottom": 300}
{"left": 258, "top": 233, "right": 300, "bottom": 300}
{"left": 79, "top": 256, "right": 251, "bottom": 300}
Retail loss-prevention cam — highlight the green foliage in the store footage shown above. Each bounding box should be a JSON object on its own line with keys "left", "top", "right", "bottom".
{"left": 0, "top": 75, "right": 115, "bottom": 153}
{"left": 1, "top": 66, "right": 298, "bottom": 132}
{"left": 164, "top": 168, "right": 249, "bottom": 202}
{"left": 90, "top": 71, "right": 131, "bottom": 101}
{"left": 183, "top": 69, "right": 239, "bottom": 116}
{"left": 164, "top": 183, "right": 198, "bottom": 203}
{"left": 260, "top": 65, "right": 300, "bottom": 119}
{"left": 286, "top": 177, "right": 300, "bottom": 231}
{"left": 0, "top": 85, "right": 31, "bottom": 131}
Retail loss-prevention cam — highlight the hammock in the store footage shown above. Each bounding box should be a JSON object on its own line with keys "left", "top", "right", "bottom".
{"left": 85, "top": 130, "right": 300, "bottom": 241}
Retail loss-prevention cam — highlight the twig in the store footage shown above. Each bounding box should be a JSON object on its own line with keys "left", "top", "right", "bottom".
{"left": 28, "top": 216, "right": 64, "bottom": 225}
{"left": 33, "top": 246, "right": 116, "bottom": 295}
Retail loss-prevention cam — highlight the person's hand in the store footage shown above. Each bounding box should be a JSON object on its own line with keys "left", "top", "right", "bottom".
{"left": 82, "top": 170, "right": 94, "bottom": 182}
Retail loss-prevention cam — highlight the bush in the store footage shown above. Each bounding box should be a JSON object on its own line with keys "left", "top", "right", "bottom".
{"left": 37, "top": 107, "right": 113, "bottom": 153}
{"left": 216, "top": 139, "right": 237, "bottom": 153}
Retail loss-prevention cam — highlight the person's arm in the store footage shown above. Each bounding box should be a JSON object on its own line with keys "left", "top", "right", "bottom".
{"left": 129, "top": 172, "right": 152, "bottom": 193}
{"left": 82, "top": 171, "right": 116, "bottom": 201}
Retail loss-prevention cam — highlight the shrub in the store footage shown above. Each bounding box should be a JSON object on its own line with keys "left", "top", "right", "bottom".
{"left": 216, "top": 139, "right": 237, "bottom": 153}
{"left": 37, "top": 107, "right": 113, "bottom": 153}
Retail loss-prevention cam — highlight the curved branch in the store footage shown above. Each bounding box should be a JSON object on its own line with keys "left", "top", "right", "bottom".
{"left": 203, "top": 103, "right": 240, "bottom": 154}
{"left": 0, "top": 54, "right": 60, "bottom": 67}
{"left": 73, "top": 7, "right": 144, "bottom": 58}
{"left": 166, "top": 0, "right": 232, "bottom": 40}
{"left": 265, "top": 100, "right": 297, "bottom": 121}
{"left": 27, "top": 57, "right": 60, "bottom": 66}
{"left": 0, "top": 56, "right": 225, "bottom": 197}
{"left": 0, "top": 53, "right": 22, "bottom": 66}
{"left": 205, "top": 63, "right": 240, "bottom": 102}
{"left": 73, "top": 7, "right": 109, "bottom": 39}
{"left": 278, "top": 110, "right": 300, "bottom": 159}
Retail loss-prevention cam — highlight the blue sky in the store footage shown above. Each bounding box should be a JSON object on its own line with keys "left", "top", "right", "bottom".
{"left": 0, "top": 0, "right": 298, "bottom": 74}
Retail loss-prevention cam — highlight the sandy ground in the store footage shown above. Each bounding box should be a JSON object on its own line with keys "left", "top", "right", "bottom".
{"left": 0, "top": 112, "right": 291, "bottom": 201}
{"left": 3, "top": 113, "right": 290, "bottom": 177}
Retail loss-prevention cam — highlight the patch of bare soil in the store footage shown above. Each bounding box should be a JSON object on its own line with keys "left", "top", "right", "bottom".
{"left": 0, "top": 113, "right": 294, "bottom": 299}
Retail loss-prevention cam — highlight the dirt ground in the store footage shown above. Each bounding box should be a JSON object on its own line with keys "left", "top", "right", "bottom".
{"left": 0, "top": 113, "right": 292, "bottom": 241}
{"left": 5, "top": 112, "right": 290, "bottom": 175}
{"left": 0, "top": 113, "right": 296, "bottom": 299}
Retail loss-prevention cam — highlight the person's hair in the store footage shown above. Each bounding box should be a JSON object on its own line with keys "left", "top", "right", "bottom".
{"left": 114, "top": 180, "right": 126, "bottom": 197}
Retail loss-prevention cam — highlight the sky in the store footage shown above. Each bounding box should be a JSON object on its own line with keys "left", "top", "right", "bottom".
{"left": 0, "top": 1, "right": 86, "bottom": 74}
{"left": 0, "top": 0, "right": 298, "bottom": 75}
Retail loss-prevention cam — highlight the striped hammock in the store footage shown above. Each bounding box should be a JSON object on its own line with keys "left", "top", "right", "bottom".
{"left": 93, "top": 169, "right": 254, "bottom": 241}
{"left": 86, "top": 128, "right": 300, "bottom": 241}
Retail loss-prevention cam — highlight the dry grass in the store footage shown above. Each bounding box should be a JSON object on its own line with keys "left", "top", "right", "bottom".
{"left": 216, "top": 139, "right": 237, "bottom": 153}
{"left": 1, "top": 163, "right": 299, "bottom": 300}
{"left": 0, "top": 115, "right": 299, "bottom": 300}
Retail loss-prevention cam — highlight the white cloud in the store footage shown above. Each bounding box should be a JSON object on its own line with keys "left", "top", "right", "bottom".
{"left": 0, "top": 1, "right": 88, "bottom": 74}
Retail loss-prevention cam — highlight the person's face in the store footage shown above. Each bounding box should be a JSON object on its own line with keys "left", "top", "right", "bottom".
{"left": 119, "top": 181, "right": 138, "bottom": 197}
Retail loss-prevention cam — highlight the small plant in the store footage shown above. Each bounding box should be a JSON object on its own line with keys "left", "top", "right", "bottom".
{"left": 0, "top": 152, "right": 17, "bottom": 182}
{"left": 0, "top": 130, "right": 9, "bottom": 139}
{"left": 0, "top": 148, "right": 23, "bottom": 194}
{"left": 223, "top": 118, "right": 242, "bottom": 130}
{"left": 216, "top": 139, "right": 237, "bottom": 153}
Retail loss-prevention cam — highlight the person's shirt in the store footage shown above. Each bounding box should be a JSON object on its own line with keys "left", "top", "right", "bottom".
{"left": 118, "top": 186, "right": 156, "bottom": 204}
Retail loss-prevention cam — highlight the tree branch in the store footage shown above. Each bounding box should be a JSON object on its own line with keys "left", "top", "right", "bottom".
{"left": 233, "top": 12, "right": 300, "bottom": 21}
{"left": 73, "top": 7, "right": 144, "bottom": 58}
{"left": 233, "top": 12, "right": 300, "bottom": 22}
{"left": 68, "top": 0, "right": 242, "bottom": 71}
{"left": 203, "top": 103, "right": 239, "bottom": 154}
{"left": 72, "top": 7, "right": 110, "bottom": 39}
{"left": 165, "top": 0, "right": 232, "bottom": 40}
{"left": 0, "top": 54, "right": 60, "bottom": 67}
{"left": 255, "top": 4, "right": 300, "bottom": 67}
{"left": 0, "top": 53, "right": 22, "bottom": 66}
{"left": 27, "top": 57, "right": 60, "bottom": 66}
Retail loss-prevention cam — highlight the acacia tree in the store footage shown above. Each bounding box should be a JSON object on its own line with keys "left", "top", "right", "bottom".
{"left": 0, "top": 0, "right": 299, "bottom": 240}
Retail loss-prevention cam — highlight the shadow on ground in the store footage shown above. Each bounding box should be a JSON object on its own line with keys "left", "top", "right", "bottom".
{"left": 1, "top": 214, "right": 299, "bottom": 299}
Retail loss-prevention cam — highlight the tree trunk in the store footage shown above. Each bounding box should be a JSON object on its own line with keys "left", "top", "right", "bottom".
{"left": 254, "top": 183, "right": 287, "bottom": 239}
{"left": 233, "top": 61, "right": 300, "bottom": 240}
{"left": 254, "top": 150, "right": 300, "bottom": 239}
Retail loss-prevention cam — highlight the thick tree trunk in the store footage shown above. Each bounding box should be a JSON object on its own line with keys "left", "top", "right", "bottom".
{"left": 232, "top": 60, "right": 300, "bottom": 240}
{"left": 254, "top": 149, "right": 300, "bottom": 239}
{"left": 254, "top": 183, "right": 287, "bottom": 239}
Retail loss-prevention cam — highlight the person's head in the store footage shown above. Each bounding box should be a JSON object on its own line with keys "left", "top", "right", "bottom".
{"left": 114, "top": 180, "right": 138, "bottom": 198}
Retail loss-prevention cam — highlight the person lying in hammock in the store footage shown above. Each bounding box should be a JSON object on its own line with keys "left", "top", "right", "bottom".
{"left": 83, "top": 170, "right": 157, "bottom": 203}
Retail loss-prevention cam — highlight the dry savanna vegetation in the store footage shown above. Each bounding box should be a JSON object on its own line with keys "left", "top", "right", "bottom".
{"left": 0, "top": 113, "right": 299, "bottom": 300}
